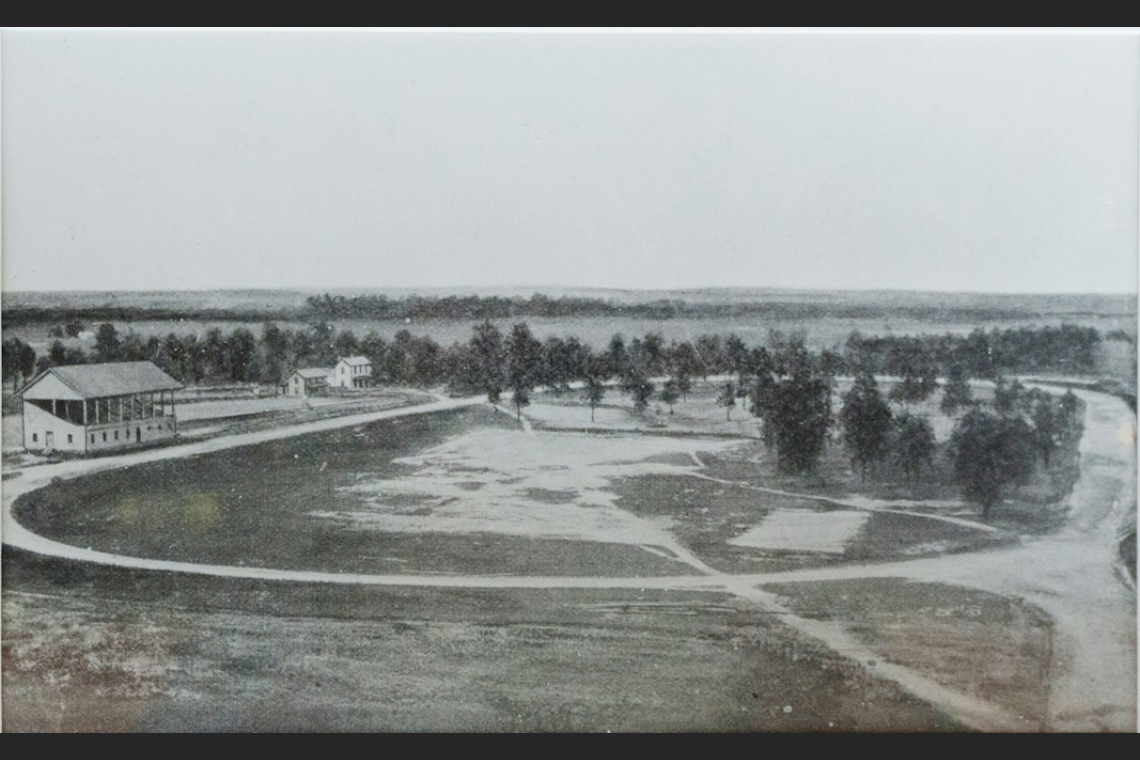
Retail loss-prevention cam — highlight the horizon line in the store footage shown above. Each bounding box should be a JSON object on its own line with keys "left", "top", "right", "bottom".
{"left": 3, "top": 284, "right": 1137, "bottom": 299}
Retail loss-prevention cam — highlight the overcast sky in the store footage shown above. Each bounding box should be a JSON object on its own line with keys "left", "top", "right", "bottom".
{"left": 2, "top": 30, "right": 1137, "bottom": 295}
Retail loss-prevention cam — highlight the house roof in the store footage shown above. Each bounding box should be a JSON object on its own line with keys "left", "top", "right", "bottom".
{"left": 338, "top": 356, "right": 372, "bottom": 366}
{"left": 19, "top": 361, "right": 183, "bottom": 399}
{"left": 294, "top": 368, "right": 332, "bottom": 380}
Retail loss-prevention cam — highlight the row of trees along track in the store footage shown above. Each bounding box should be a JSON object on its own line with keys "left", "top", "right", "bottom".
{"left": 4, "top": 320, "right": 1096, "bottom": 520}
{"left": 3, "top": 321, "right": 1104, "bottom": 393}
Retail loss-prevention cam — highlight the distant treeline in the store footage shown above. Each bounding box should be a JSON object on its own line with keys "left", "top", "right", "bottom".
{"left": 1, "top": 306, "right": 296, "bottom": 327}
{"left": 2, "top": 292, "right": 1048, "bottom": 326}
{"left": 301, "top": 293, "right": 1037, "bottom": 322}
{"left": 846, "top": 325, "right": 1102, "bottom": 379}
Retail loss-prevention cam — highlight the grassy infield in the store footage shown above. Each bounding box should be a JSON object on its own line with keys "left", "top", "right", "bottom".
{"left": 2, "top": 386, "right": 1083, "bottom": 731}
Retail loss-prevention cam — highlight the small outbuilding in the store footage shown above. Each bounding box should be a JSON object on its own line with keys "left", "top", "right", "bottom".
{"left": 17, "top": 361, "right": 183, "bottom": 455}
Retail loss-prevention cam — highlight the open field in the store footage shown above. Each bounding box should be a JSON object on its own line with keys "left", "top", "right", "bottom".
{"left": 1, "top": 366, "right": 1133, "bottom": 731}
{"left": 762, "top": 578, "right": 1054, "bottom": 729}
{"left": 1, "top": 550, "right": 964, "bottom": 732}
{"left": 11, "top": 386, "right": 1018, "bottom": 578}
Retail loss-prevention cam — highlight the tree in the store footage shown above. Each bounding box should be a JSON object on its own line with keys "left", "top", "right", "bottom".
{"left": 717, "top": 381, "right": 736, "bottom": 421}
{"left": 202, "top": 328, "right": 229, "bottom": 380}
{"left": 540, "top": 337, "right": 569, "bottom": 394}
{"left": 120, "top": 331, "right": 147, "bottom": 363}
{"left": 894, "top": 413, "right": 936, "bottom": 486}
{"left": 606, "top": 334, "right": 629, "bottom": 386}
{"left": 93, "top": 323, "right": 122, "bottom": 362}
{"left": 334, "top": 329, "right": 360, "bottom": 359}
{"left": 950, "top": 411, "right": 1005, "bottom": 518}
{"left": 817, "top": 349, "right": 845, "bottom": 383}
{"left": 469, "top": 320, "right": 506, "bottom": 406}
{"left": 1030, "top": 397, "right": 1062, "bottom": 467}
{"left": 997, "top": 416, "right": 1037, "bottom": 495}
{"left": 992, "top": 377, "right": 1020, "bottom": 417}
{"left": 940, "top": 364, "right": 972, "bottom": 417}
{"left": 359, "top": 332, "right": 390, "bottom": 384}
{"left": 1059, "top": 389, "right": 1081, "bottom": 424}
{"left": 845, "top": 330, "right": 876, "bottom": 375}
{"left": 64, "top": 319, "right": 86, "bottom": 338}
{"left": 839, "top": 373, "right": 894, "bottom": 482}
{"left": 725, "top": 334, "right": 748, "bottom": 386}
{"left": 772, "top": 333, "right": 812, "bottom": 379}
{"left": 506, "top": 322, "right": 543, "bottom": 421}
{"left": 407, "top": 335, "right": 444, "bottom": 386}
{"left": 3, "top": 338, "right": 37, "bottom": 389}
{"left": 183, "top": 334, "right": 208, "bottom": 384}
{"left": 642, "top": 332, "right": 665, "bottom": 376}
{"left": 45, "top": 339, "right": 86, "bottom": 367}
{"left": 627, "top": 337, "right": 647, "bottom": 380}
{"left": 695, "top": 334, "right": 725, "bottom": 379}
{"left": 228, "top": 328, "right": 259, "bottom": 382}
{"left": 386, "top": 330, "right": 414, "bottom": 385}
{"left": 260, "top": 322, "right": 291, "bottom": 386}
{"left": 768, "top": 368, "right": 832, "bottom": 475}
{"left": 659, "top": 378, "right": 680, "bottom": 414}
{"left": 676, "top": 372, "right": 693, "bottom": 403}
{"left": 583, "top": 356, "right": 607, "bottom": 422}
{"left": 563, "top": 337, "right": 592, "bottom": 385}
{"left": 950, "top": 410, "right": 1036, "bottom": 520}
{"left": 748, "top": 372, "right": 778, "bottom": 448}
{"left": 627, "top": 370, "right": 655, "bottom": 415}
{"left": 1009, "top": 379, "right": 1032, "bottom": 418}
{"left": 310, "top": 321, "right": 337, "bottom": 366}
{"left": 46, "top": 340, "right": 66, "bottom": 367}
{"left": 889, "top": 344, "right": 938, "bottom": 409}
{"left": 961, "top": 328, "right": 997, "bottom": 379}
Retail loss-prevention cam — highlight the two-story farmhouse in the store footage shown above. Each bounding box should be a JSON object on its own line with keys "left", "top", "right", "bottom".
{"left": 330, "top": 356, "right": 373, "bottom": 389}
{"left": 284, "top": 368, "right": 332, "bottom": 397}
{"left": 17, "top": 361, "right": 183, "bottom": 455}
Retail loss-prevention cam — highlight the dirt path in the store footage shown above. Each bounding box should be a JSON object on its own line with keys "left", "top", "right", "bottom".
{"left": 3, "top": 387, "right": 1135, "bottom": 731}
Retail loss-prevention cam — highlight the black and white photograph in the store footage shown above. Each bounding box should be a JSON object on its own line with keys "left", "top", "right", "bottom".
{"left": 1, "top": 28, "right": 1136, "bottom": 732}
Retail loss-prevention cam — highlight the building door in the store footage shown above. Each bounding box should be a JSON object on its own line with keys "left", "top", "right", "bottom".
{"left": 45, "top": 431, "right": 54, "bottom": 449}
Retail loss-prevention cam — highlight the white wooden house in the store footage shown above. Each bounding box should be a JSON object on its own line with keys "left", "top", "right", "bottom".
{"left": 284, "top": 368, "right": 332, "bottom": 397}
{"left": 330, "top": 356, "right": 373, "bottom": 389}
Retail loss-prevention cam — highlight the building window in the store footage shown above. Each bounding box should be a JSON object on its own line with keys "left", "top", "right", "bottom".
{"left": 114, "top": 431, "right": 119, "bottom": 440}
{"left": 67, "top": 434, "right": 73, "bottom": 443}
{"left": 103, "top": 432, "right": 107, "bottom": 442}
{"left": 32, "top": 433, "right": 37, "bottom": 442}
{"left": 91, "top": 434, "right": 95, "bottom": 443}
